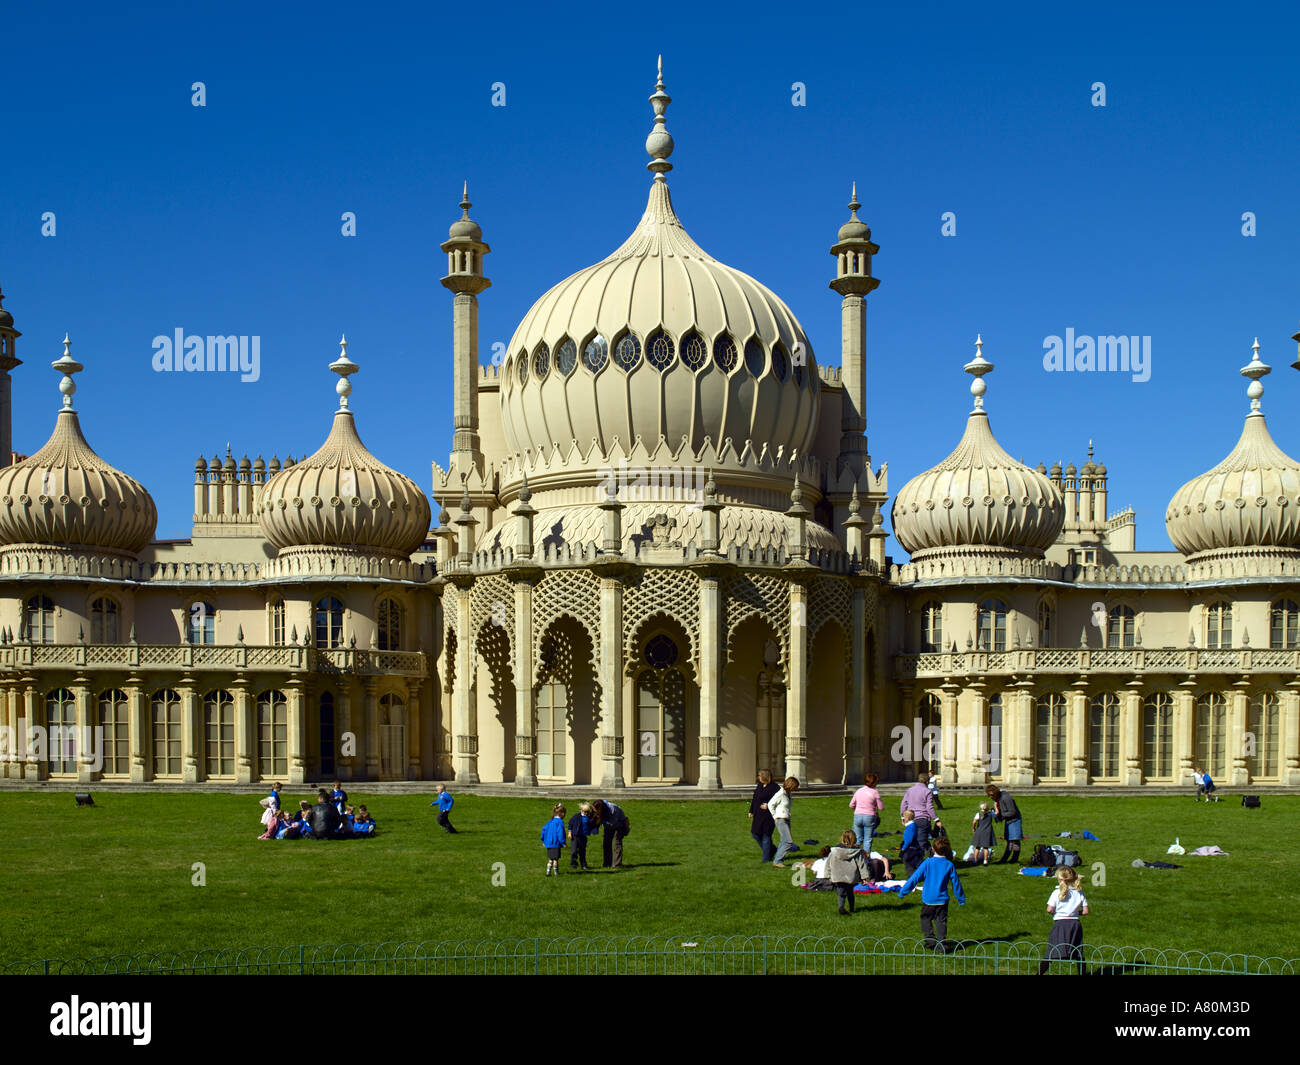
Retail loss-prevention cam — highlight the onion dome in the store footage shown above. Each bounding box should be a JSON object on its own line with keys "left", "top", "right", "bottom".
{"left": 0, "top": 285, "right": 14, "bottom": 330}
{"left": 891, "top": 337, "right": 1065, "bottom": 560}
{"left": 448, "top": 182, "right": 482, "bottom": 241}
{"left": 1166, "top": 340, "right": 1300, "bottom": 558}
{"left": 257, "top": 337, "right": 431, "bottom": 558}
{"left": 500, "top": 58, "right": 819, "bottom": 465}
{"left": 837, "top": 183, "right": 872, "bottom": 242}
{"left": 1050, "top": 461, "right": 1062, "bottom": 478}
{"left": 1064, "top": 462, "right": 1077, "bottom": 477}
{"left": 0, "top": 336, "right": 156, "bottom": 556}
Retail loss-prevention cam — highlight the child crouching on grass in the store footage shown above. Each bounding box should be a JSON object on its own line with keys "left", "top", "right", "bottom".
{"left": 896, "top": 836, "right": 965, "bottom": 952}
{"left": 541, "top": 803, "right": 567, "bottom": 876}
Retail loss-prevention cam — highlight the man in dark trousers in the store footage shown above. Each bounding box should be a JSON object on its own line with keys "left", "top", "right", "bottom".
{"left": 310, "top": 788, "right": 344, "bottom": 839}
{"left": 748, "top": 769, "right": 780, "bottom": 863}
{"left": 592, "top": 799, "right": 629, "bottom": 869}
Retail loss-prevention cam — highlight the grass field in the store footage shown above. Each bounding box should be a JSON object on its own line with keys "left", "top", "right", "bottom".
{"left": 1, "top": 790, "right": 1296, "bottom": 964}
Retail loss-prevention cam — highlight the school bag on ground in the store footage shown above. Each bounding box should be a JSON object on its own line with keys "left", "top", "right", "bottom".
{"left": 1050, "top": 845, "right": 1082, "bottom": 867}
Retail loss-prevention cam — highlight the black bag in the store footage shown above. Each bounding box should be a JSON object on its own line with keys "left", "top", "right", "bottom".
{"left": 1242, "top": 795, "right": 1261, "bottom": 808}
{"left": 1028, "top": 843, "right": 1055, "bottom": 867}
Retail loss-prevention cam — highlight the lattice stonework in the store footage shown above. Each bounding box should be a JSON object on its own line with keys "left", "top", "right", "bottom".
{"left": 724, "top": 571, "right": 790, "bottom": 664}
{"left": 809, "top": 575, "right": 853, "bottom": 642}
{"left": 470, "top": 573, "right": 515, "bottom": 643}
{"left": 531, "top": 568, "right": 602, "bottom": 679}
{"left": 622, "top": 567, "right": 701, "bottom": 672}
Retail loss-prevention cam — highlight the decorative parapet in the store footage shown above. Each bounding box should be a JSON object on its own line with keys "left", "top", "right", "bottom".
{"left": 0, "top": 550, "right": 435, "bottom": 585}
{"left": 0, "top": 642, "right": 427, "bottom": 677}
{"left": 895, "top": 646, "right": 1297, "bottom": 680}
{"left": 890, "top": 556, "right": 1191, "bottom": 585}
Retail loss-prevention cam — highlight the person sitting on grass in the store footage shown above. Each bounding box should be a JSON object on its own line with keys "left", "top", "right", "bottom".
{"left": 896, "top": 836, "right": 966, "bottom": 952}
{"left": 309, "top": 788, "right": 343, "bottom": 839}
{"left": 541, "top": 803, "right": 567, "bottom": 876}
{"left": 811, "top": 845, "right": 833, "bottom": 882}
{"left": 352, "top": 805, "right": 376, "bottom": 835}
{"left": 258, "top": 810, "right": 285, "bottom": 840}
{"left": 828, "top": 830, "right": 872, "bottom": 916}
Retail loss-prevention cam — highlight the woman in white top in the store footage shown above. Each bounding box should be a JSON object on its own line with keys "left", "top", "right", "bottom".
{"left": 768, "top": 776, "right": 799, "bottom": 866}
{"left": 1039, "top": 866, "right": 1089, "bottom": 975}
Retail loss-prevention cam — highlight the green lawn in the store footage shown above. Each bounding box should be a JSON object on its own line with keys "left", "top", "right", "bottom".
{"left": 0, "top": 791, "right": 1295, "bottom": 964}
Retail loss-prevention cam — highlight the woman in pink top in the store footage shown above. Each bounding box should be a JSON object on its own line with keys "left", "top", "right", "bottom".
{"left": 849, "top": 773, "right": 884, "bottom": 852}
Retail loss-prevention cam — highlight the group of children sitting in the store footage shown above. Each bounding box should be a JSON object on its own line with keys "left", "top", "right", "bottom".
{"left": 256, "top": 781, "right": 378, "bottom": 840}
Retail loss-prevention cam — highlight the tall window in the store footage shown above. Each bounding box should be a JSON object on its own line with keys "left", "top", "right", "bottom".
{"left": 1142, "top": 693, "right": 1174, "bottom": 780}
{"left": 377, "top": 598, "right": 403, "bottom": 651}
{"left": 1106, "top": 605, "right": 1135, "bottom": 648}
{"left": 90, "top": 597, "right": 119, "bottom": 643}
{"left": 977, "top": 599, "right": 1008, "bottom": 652}
{"left": 920, "top": 601, "right": 943, "bottom": 652}
{"left": 25, "top": 595, "right": 55, "bottom": 644}
{"left": 151, "top": 690, "right": 182, "bottom": 776}
{"left": 1195, "top": 692, "right": 1229, "bottom": 779}
{"left": 188, "top": 601, "right": 216, "bottom": 644}
{"left": 315, "top": 597, "right": 344, "bottom": 648}
{"left": 46, "top": 689, "right": 77, "bottom": 774}
{"left": 1205, "top": 602, "right": 1232, "bottom": 649}
{"left": 1089, "top": 693, "right": 1121, "bottom": 778}
{"left": 257, "top": 690, "right": 288, "bottom": 778}
{"left": 1270, "top": 600, "right": 1299, "bottom": 649}
{"left": 917, "top": 692, "right": 941, "bottom": 771}
{"left": 319, "top": 692, "right": 336, "bottom": 776}
{"left": 99, "top": 690, "right": 130, "bottom": 776}
{"left": 1037, "top": 600, "right": 1054, "bottom": 648}
{"left": 269, "top": 597, "right": 286, "bottom": 646}
{"left": 535, "top": 680, "right": 568, "bottom": 779}
{"left": 636, "top": 635, "right": 687, "bottom": 781}
{"left": 1247, "top": 692, "right": 1280, "bottom": 779}
{"left": 379, "top": 693, "right": 406, "bottom": 778}
{"left": 987, "top": 693, "right": 1003, "bottom": 777}
{"left": 1035, "top": 693, "right": 1067, "bottom": 779}
{"left": 204, "top": 690, "right": 235, "bottom": 777}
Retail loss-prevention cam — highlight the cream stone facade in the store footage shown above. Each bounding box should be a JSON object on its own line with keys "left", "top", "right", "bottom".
{"left": 1, "top": 65, "right": 1297, "bottom": 791}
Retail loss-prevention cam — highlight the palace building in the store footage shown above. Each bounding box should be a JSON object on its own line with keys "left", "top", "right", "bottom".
{"left": 1, "top": 63, "right": 1298, "bottom": 790}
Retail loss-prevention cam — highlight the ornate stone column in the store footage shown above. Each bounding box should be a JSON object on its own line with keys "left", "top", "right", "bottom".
{"left": 1175, "top": 686, "right": 1196, "bottom": 783}
{"left": 406, "top": 678, "right": 423, "bottom": 780}
{"left": 846, "top": 583, "right": 867, "bottom": 785}
{"left": 286, "top": 679, "right": 306, "bottom": 785}
{"left": 450, "top": 578, "right": 478, "bottom": 783}
{"left": 126, "top": 675, "right": 147, "bottom": 783}
{"left": 74, "top": 676, "right": 94, "bottom": 784}
{"left": 363, "top": 676, "right": 380, "bottom": 780}
{"left": 784, "top": 574, "right": 811, "bottom": 781}
{"left": 1282, "top": 684, "right": 1300, "bottom": 785}
{"left": 1068, "top": 684, "right": 1089, "bottom": 785}
{"left": 694, "top": 562, "right": 723, "bottom": 790}
{"left": 337, "top": 679, "right": 356, "bottom": 781}
{"left": 233, "top": 683, "right": 253, "bottom": 785}
{"left": 1121, "top": 686, "right": 1142, "bottom": 785}
{"left": 510, "top": 568, "right": 540, "bottom": 787}
{"left": 1008, "top": 684, "right": 1036, "bottom": 787}
{"left": 22, "top": 680, "right": 44, "bottom": 781}
{"left": 939, "top": 683, "right": 959, "bottom": 784}
{"left": 1229, "top": 685, "right": 1249, "bottom": 785}
{"left": 596, "top": 569, "right": 626, "bottom": 788}
{"left": 180, "top": 676, "right": 199, "bottom": 783}
{"left": 962, "top": 683, "right": 986, "bottom": 785}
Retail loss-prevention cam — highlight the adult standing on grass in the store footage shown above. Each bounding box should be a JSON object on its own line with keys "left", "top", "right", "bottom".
{"left": 749, "top": 769, "right": 780, "bottom": 863}
{"left": 770, "top": 776, "right": 799, "bottom": 867}
{"left": 592, "top": 799, "right": 629, "bottom": 869}
{"left": 900, "top": 771, "right": 935, "bottom": 855}
{"left": 849, "top": 773, "right": 883, "bottom": 852}
{"left": 986, "top": 784, "right": 1023, "bottom": 863}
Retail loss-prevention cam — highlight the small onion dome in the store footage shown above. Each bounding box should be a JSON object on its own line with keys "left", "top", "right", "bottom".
{"left": 891, "top": 337, "right": 1064, "bottom": 560}
{"left": 837, "top": 183, "right": 872, "bottom": 242}
{"left": 0, "top": 336, "right": 156, "bottom": 555}
{"left": 1082, "top": 460, "right": 1097, "bottom": 476}
{"left": 194, "top": 455, "right": 206, "bottom": 471}
{"left": 1096, "top": 463, "right": 1107, "bottom": 476}
{"left": 1167, "top": 340, "right": 1300, "bottom": 558}
{"left": 1064, "top": 462, "right": 1077, "bottom": 477}
{"left": 0, "top": 285, "right": 14, "bottom": 329}
{"left": 257, "top": 337, "right": 431, "bottom": 558}
{"left": 448, "top": 182, "right": 482, "bottom": 241}
{"left": 1050, "top": 461, "right": 1062, "bottom": 477}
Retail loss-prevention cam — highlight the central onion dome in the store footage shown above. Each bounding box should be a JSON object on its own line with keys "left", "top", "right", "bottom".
{"left": 0, "top": 337, "right": 157, "bottom": 557}
{"left": 257, "top": 338, "right": 431, "bottom": 558}
{"left": 500, "top": 59, "right": 819, "bottom": 466}
{"left": 892, "top": 338, "right": 1064, "bottom": 560}
{"left": 1167, "top": 340, "right": 1300, "bottom": 559}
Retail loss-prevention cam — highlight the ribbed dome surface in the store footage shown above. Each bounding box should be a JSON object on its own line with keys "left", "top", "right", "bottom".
{"left": 1166, "top": 412, "right": 1300, "bottom": 557}
{"left": 500, "top": 179, "right": 820, "bottom": 463}
{"left": 257, "top": 410, "right": 431, "bottom": 557}
{"left": 892, "top": 410, "right": 1064, "bottom": 558}
{"left": 0, "top": 410, "right": 157, "bottom": 554}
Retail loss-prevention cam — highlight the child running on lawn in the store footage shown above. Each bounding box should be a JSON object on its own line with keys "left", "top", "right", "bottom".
{"left": 897, "top": 836, "right": 966, "bottom": 952}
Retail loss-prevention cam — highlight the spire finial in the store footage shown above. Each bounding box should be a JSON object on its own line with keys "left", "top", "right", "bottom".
{"left": 460, "top": 181, "right": 471, "bottom": 216}
{"left": 1087, "top": 439, "right": 1094, "bottom": 462}
{"left": 848, "top": 182, "right": 860, "bottom": 218}
{"left": 646, "top": 56, "right": 674, "bottom": 180}
{"left": 329, "top": 334, "right": 359, "bottom": 410}
{"left": 963, "top": 334, "right": 994, "bottom": 411}
{"left": 51, "top": 333, "right": 83, "bottom": 411}
{"left": 1241, "top": 336, "right": 1270, "bottom": 413}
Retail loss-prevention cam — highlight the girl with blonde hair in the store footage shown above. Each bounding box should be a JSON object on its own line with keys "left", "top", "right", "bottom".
{"left": 1039, "top": 866, "right": 1089, "bottom": 975}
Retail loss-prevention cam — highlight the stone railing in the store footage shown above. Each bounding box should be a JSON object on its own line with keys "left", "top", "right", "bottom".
{"left": 0, "top": 643, "right": 427, "bottom": 677}
{"left": 896, "top": 646, "right": 1300, "bottom": 680}
{"left": 456, "top": 541, "right": 873, "bottom": 578}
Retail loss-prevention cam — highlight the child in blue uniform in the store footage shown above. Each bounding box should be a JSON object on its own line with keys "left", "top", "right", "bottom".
{"left": 897, "top": 836, "right": 966, "bottom": 952}
{"left": 331, "top": 780, "right": 348, "bottom": 815}
{"left": 431, "top": 784, "right": 458, "bottom": 833}
{"left": 541, "top": 803, "right": 567, "bottom": 876}
{"left": 568, "top": 802, "right": 596, "bottom": 870}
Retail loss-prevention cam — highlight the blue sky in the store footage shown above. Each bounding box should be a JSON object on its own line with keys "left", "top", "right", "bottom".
{"left": 2, "top": 2, "right": 1298, "bottom": 549}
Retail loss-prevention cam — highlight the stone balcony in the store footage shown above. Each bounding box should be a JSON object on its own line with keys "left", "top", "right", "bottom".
{"left": 0, "top": 643, "right": 427, "bottom": 677}
{"left": 895, "top": 645, "right": 1300, "bottom": 681}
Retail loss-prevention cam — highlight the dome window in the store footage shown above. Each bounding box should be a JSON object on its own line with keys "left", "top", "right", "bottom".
{"left": 771, "top": 343, "right": 789, "bottom": 382}
{"left": 713, "top": 334, "right": 738, "bottom": 373}
{"left": 646, "top": 329, "right": 675, "bottom": 371}
{"left": 556, "top": 338, "right": 578, "bottom": 377}
{"left": 583, "top": 334, "right": 608, "bottom": 373}
{"left": 533, "top": 342, "right": 550, "bottom": 380}
{"left": 680, "top": 331, "right": 707, "bottom": 371}
{"left": 613, "top": 331, "right": 642, "bottom": 372}
{"left": 744, "top": 338, "right": 766, "bottom": 377}
{"left": 516, "top": 350, "right": 529, "bottom": 385}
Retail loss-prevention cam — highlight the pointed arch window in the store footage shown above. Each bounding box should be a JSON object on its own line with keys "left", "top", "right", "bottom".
{"left": 151, "top": 689, "right": 183, "bottom": 776}
{"left": 583, "top": 334, "right": 608, "bottom": 372}
{"left": 744, "top": 338, "right": 766, "bottom": 377}
{"left": 204, "top": 690, "right": 235, "bottom": 777}
{"left": 516, "top": 350, "right": 529, "bottom": 384}
{"left": 771, "top": 343, "right": 789, "bottom": 381}
{"left": 646, "top": 330, "right": 675, "bottom": 371}
{"left": 532, "top": 342, "right": 550, "bottom": 380}
{"left": 46, "top": 689, "right": 77, "bottom": 774}
{"left": 680, "top": 331, "right": 707, "bottom": 371}
{"left": 712, "top": 334, "right": 737, "bottom": 373}
{"left": 1195, "top": 692, "right": 1229, "bottom": 778}
{"left": 1036, "top": 599, "right": 1054, "bottom": 648}
{"left": 1088, "top": 693, "right": 1121, "bottom": 778}
{"left": 613, "top": 331, "right": 642, "bottom": 371}
{"left": 555, "top": 337, "right": 578, "bottom": 377}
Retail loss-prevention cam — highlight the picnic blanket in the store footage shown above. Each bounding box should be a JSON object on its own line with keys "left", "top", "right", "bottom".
{"left": 1190, "top": 845, "right": 1229, "bottom": 856}
{"left": 1133, "top": 859, "right": 1182, "bottom": 869}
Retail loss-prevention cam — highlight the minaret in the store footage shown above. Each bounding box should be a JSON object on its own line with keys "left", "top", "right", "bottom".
{"left": 0, "top": 286, "right": 23, "bottom": 468}
{"left": 828, "top": 185, "right": 879, "bottom": 470}
{"left": 440, "top": 183, "right": 491, "bottom": 477}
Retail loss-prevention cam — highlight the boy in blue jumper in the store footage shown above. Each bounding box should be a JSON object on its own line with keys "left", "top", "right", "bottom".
{"left": 541, "top": 803, "right": 567, "bottom": 876}
{"left": 897, "top": 836, "right": 966, "bottom": 952}
{"left": 568, "top": 802, "right": 596, "bottom": 870}
{"left": 430, "top": 784, "right": 458, "bottom": 833}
